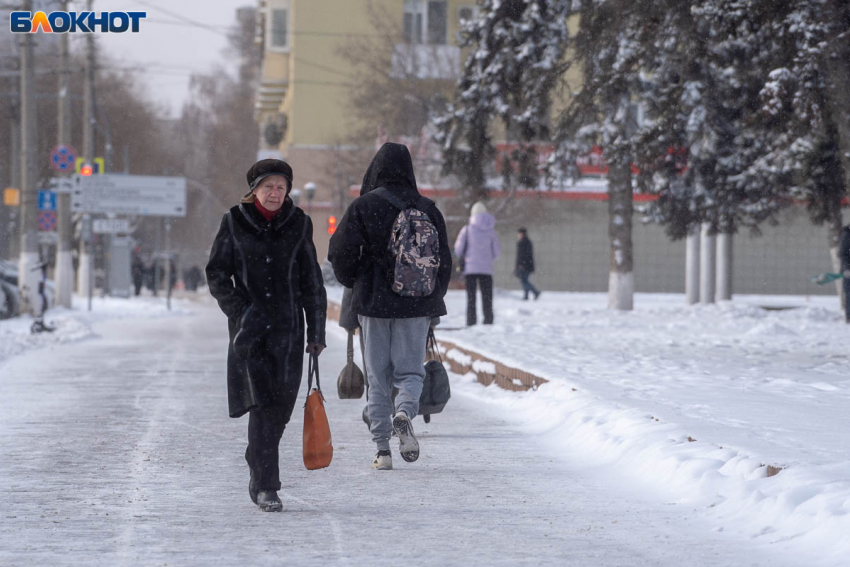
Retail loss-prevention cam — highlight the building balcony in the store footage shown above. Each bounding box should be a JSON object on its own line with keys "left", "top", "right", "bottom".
{"left": 390, "top": 44, "right": 460, "bottom": 80}
{"left": 254, "top": 80, "right": 288, "bottom": 116}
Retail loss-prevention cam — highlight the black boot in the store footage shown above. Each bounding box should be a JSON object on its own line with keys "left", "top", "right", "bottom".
{"left": 248, "top": 468, "right": 259, "bottom": 505}
{"left": 257, "top": 490, "right": 282, "bottom": 512}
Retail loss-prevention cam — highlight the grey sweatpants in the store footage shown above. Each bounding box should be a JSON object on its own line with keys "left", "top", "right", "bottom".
{"left": 359, "top": 315, "right": 430, "bottom": 451}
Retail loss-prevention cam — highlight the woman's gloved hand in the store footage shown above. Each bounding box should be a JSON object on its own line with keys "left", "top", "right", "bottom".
{"left": 306, "top": 343, "right": 326, "bottom": 356}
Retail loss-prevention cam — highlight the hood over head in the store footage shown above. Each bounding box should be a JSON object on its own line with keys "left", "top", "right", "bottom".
{"left": 470, "top": 212, "right": 496, "bottom": 231}
{"left": 360, "top": 143, "right": 418, "bottom": 196}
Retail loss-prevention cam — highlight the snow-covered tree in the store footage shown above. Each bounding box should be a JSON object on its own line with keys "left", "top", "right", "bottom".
{"left": 548, "top": 0, "right": 657, "bottom": 310}
{"left": 738, "top": 0, "right": 849, "bottom": 301}
{"left": 635, "top": 0, "right": 789, "bottom": 241}
{"left": 434, "top": 0, "right": 572, "bottom": 207}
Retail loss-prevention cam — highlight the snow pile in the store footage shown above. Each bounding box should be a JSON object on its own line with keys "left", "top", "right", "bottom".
{"left": 434, "top": 290, "right": 849, "bottom": 564}
{"left": 326, "top": 286, "right": 849, "bottom": 564}
{"left": 0, "top": 295, "right": 194, "bottom": 365}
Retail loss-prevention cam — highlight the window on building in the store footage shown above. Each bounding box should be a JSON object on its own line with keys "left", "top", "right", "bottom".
{"left": 427, "top": 1, "right": 447, "bottom": 45}
{"left": 269, "top": 6, "right": 289, "bottom": 50}
{"left": 404, "top": 0, "right": 424, "bottom": 44}
{"left": 403, "top": 0, "right": 446, "bottom": 45}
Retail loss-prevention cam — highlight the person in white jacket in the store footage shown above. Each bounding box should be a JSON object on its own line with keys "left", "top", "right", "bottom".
{"left": 454, "top": 201, "right": 501, "bottom": 325}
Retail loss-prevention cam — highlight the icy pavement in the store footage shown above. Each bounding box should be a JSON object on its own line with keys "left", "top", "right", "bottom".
{"left": 0, "top": 298, "right": 810, "bottom": 566}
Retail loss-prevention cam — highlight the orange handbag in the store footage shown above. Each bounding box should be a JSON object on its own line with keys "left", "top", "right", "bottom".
{"left": 303, "top": 353, "right": 333, "bottom": 470}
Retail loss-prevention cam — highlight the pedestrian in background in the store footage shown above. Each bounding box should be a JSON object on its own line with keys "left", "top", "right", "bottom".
{"left": 515, "top": 227, "right": 540, "bottom": 301}
{"left": 329, "top": 143, "right": 452, "bottom": 471}
{"left": 841, "top": 224, "right": 850, "bottom": 323}
{"left": 454, "top": 201, "right": 500, "bottom": 325}
{"left": 131, "top": 252, "right": 144, "bottom": 296}
{"left": 206, "top": 159, "right": 327, "bottom": 512}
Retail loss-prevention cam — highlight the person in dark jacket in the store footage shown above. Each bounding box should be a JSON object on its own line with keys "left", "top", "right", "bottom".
{"left": 206, "top": 159, "right": 327, "bottom": 512}
{"left": 841, "top": 225, "right": 850, "bottom": 323}
{"left": 131, "top": 254, "right": 144, "bottom": 296}
{"left": 515, "top": 228, "right": 540, "bottom": 300}
{"left": 328, "top": 143, "right": 452, "bottom": 470}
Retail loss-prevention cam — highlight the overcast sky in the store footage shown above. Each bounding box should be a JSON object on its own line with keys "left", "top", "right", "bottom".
{"left": 85, "top": 0, "right": 253, "bottom": 118}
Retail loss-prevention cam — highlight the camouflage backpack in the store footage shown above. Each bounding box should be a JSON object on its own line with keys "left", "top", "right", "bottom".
{"left": 373, "top": 187, "right": 441, "bottom": 297}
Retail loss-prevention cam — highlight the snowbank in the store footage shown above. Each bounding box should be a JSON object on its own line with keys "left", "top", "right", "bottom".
{"left": 0, "top": 295, "right": 194, "bottom": 365}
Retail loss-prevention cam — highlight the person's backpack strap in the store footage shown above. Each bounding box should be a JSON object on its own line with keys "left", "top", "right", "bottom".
{"left": 373, "top": 187, "right": 407, "bottom": 211}
{"left": 373, "top": 187, "right": 434, "bottom": 219}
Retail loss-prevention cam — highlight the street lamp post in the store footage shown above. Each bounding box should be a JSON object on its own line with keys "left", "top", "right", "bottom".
{"left": 290, "top": 188, "right": 302, "bottom": 207}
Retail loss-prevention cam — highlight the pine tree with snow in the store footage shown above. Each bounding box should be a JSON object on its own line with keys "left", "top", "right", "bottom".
{"left": 635, "top": 0, "right": 788, "bottom": 241}
{"left": 433, "top": 0, "right": 572, "bottom": 206}
{"left": 548, "top": 0, "right": 658, "bottom": 310}
{"left": 738, "top": 0, "right": 849, "bottom": 302}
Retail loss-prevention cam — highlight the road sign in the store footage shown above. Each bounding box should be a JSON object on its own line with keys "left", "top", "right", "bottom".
{"left": 93, "top": 219, "right": 131, "bottom": 234}
{"left": 49, "top": 177, "right": 76, "bottom": 194}
{"left": 75, "top": 157, "right": 105, "bottom": 175}
{"left": 38, "top": 190, "right": 57, "bottom": 211}
{"left": 38, "top": 210, "right": 57, "bottom": 231}
{"left": 71, "top": 174, "right": 187, "bottom": 217}
{"left": 3, "top": 188, "right": 19, "bottom": 206}
{"left": 50, "top": 144, "right": 77, "bottom": 173}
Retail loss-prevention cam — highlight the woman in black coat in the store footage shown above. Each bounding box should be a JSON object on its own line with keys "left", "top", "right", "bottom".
{"left": 206, "top": 159, "right": 327, "bottom": 512}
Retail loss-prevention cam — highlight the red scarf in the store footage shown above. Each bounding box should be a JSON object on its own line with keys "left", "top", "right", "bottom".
{"left": 254, "top": 199, "right": 282, "bottom": 222}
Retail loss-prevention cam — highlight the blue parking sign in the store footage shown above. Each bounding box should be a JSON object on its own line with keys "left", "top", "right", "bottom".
{"left": 38, "top": 190, "right": 57, "bottom": 211}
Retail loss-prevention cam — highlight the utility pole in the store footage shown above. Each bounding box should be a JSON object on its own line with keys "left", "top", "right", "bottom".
{"left": 78, "top": 0, "right": 96, "bottom": 307}
{"left": 18, "top": 0, "right": 40, "bottom": 316}
{"left": 6, "top": 98, "right": 21, "bottom": 260}
{"left": 55, "top": 0, "right": 74, "bottom": 309}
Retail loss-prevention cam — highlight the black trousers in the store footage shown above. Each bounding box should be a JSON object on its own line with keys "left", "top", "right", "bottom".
{"left": 844, "top": 277, "right": 850, "bottom": 322}
{"left": 245, "top": 403, "right": 295, "bottom": 492}
{"left": 466, "top": 274, "right": 494, "bottom": 325}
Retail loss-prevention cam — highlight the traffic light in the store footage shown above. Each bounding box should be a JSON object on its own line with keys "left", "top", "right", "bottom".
{"left": 327, "top": 215, "right": 337, "bottom": 235}
{"left": 80, "top": 163, "right": 94, "bottom": 176}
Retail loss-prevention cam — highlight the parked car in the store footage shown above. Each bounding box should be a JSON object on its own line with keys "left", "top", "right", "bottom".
{"left": 0, "top": 258, "right": 55, "bottom": 319}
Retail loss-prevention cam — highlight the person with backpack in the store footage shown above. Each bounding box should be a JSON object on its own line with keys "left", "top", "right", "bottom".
{"left": 454, "top": 202, "right": 501, "bottom": 325}
{"left": 515, "top": 227, "right": 540, "bottom": 300}
{"left": 328, "top": 143, "right": 452, "bottom": 471}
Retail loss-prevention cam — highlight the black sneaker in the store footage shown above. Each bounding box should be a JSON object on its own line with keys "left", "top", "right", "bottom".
{"left": 392, "top": 412, "right": 420, "bottom": 463}
{"left": 257, "top": 490, "right": 282, "bottom": 512}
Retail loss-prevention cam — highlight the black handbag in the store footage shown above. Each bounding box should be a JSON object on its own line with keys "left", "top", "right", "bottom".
{"left": 419, "top": 329, "right": 451, "bottom": 420}
{"left": 337, "top": 331, "right": 365, "bottom": 399}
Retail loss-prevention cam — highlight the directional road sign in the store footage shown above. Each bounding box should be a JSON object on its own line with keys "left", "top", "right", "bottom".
{"left": 71, "top": 174, "right": 187, "bottom": 217}
{"left": 93, "top": 219, "right": 131, "bottom": 234}
{"left": 50, "top": 144, "right": 77, "bottom": 173}
{"left": 38, "top": 190, "right": 57, "bottom": 211}
{"left": 49, "top": 177, "right": 76, "bottom": 194}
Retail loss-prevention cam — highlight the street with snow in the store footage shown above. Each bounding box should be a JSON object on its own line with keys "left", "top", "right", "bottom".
{"left": 0, "top": 291, "right": 847, "bottom": 566}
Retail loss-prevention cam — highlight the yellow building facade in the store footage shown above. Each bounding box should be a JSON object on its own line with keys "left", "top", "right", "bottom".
{"left": 254, "top": 0, "right": 479, "bottom": 256}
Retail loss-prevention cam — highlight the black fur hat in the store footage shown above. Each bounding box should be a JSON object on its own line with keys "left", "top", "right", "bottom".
{"left": 242, "top": 159, "right": 293, "bottom": 200}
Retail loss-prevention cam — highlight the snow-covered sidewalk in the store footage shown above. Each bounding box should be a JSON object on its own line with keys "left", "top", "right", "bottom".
{"left": 330, "top": 288, "right": 849, "bottom": 564}
{"left": 0, "top": 294, "right": 195, "bottom": 364}
{"left": 0, "top": 300, "right": 809, "bottom": 566}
